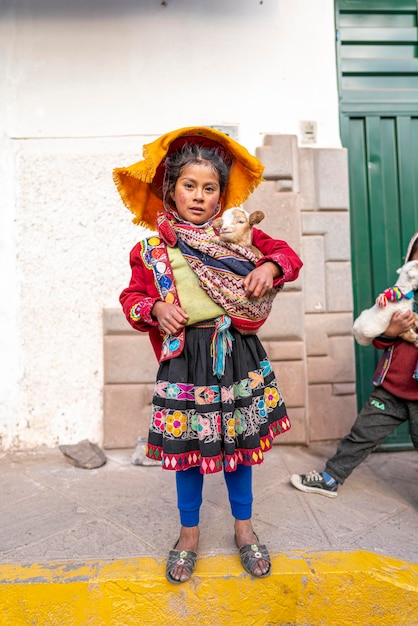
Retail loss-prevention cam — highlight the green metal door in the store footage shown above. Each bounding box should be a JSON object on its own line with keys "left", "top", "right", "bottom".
{"left": 336, "top": 0, "right": 418, "bottom": 448}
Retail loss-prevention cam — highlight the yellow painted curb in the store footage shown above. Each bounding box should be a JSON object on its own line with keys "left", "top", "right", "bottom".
{"left": 1, "top": 550, "right": 418, "bottom": 625}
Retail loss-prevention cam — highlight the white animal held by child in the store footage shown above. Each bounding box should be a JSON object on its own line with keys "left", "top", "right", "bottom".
{"left": 353, "top": 259, "right": 418, "bottom": 346}
{"left": 213, "top": 207, "right": 265, "bottom": 258}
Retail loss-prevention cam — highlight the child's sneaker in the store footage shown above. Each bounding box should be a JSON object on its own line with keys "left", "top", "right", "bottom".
{"left": 290, "top": 470, "right": 338, "bottom": 498}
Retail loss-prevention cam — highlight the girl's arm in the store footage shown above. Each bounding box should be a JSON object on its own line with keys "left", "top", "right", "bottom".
{"left": 120, "top": 243, "right": 189, "bottom": 334}
{"left": 251, "top": 228, "right": 303, "bottom": 295}
{"left": 373, "top": 309, "right": 416, "bottom": 348}
{"left": 119, "top": 243, "right": 162, "bottom": 332}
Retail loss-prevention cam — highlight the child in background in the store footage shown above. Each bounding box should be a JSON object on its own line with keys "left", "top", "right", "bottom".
{"left": 114, "top": 126, "right": 302, "bottom": 583}
{"left": 290, "top": 233, "right": 418, "bottom": 498}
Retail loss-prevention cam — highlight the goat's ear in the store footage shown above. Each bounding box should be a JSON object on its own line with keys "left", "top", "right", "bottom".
{"left": 212, "top": 217, "right": 222, "bottom": 230}
{"left": 249, "top": 210, "right": 265, "bottom": 226}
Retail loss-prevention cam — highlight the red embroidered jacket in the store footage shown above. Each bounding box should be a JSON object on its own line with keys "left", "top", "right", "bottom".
{"left": 120, "top": 227, "right": 302, "bottom": 362}
{"left": 372, "top": 337, "right": 418, "bottom": 400}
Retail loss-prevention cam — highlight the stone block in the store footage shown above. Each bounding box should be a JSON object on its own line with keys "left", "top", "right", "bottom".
{"left": 103, "top": 383, "right": 154, "bottom": 449}
{"left": 301, "top": 212, "right": 351, "bottom": 261}
{"left": 263, "top": 340, "right": 305, "bottom": 362}
{"left": 258, "top": 292, "right": 304, "bottom": 342}
{"left": 103, "top": 308, "right": 136, "bottom": 335}
{"left": 256, "top": 134, "right": 299, "bottom": 190}
{"left": 298, "top": 148, "right": 317, "bottom": 210}
{"left": 271, "top": 360, "right": 306, "bottom": 408}
{"left": 307, "top": 336, "right": 355, "bottom": 384}
{"left": 301, "top": 235, "right": 326, "bottom": 313}
{"left": 104, "top": 335, "right": 158, "bottom": 384}
{"left": 326, "top": 262, "right": 353, "bottom": 312}
{"left": 333, "top": 383, "right": 356, "bottom": 395}
{"left": 245, "top": 184, "right": 302, "bottom": 255}
{"left": 275, "top": 407, "right": 307, "bottom": 445}
{"left": 305, "top": 312, "right": 354, "bottom": 356}
{"left": 315, "top": 148, "right": 349, "bottom": 209}
{"left": 308, "top": 384, "right": 357, "bottom": 440}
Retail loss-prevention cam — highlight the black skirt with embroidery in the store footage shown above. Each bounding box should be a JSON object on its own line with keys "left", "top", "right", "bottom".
{"left": 146, "top": 325, "right": 291, "bottom": 474}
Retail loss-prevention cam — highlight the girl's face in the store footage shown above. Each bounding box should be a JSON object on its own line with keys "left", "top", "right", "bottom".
{"left": 171, "top": 162, "right": 221, "bottom": 225}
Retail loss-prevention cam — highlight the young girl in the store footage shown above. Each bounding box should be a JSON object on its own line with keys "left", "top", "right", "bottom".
{"left": 114, "top": 126, "right": 303, "bottom": 583}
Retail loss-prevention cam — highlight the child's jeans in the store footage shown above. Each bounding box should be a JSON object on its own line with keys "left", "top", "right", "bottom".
{"left": 325, "top": 386, "right": 418, "bottom": 484}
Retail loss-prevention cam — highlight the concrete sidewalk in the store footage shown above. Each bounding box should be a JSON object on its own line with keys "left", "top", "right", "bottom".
{"left": 1, "top": 442, "right": 418, "bottom": 625}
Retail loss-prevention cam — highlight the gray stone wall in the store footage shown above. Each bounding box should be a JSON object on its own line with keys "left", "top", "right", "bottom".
{"left": 103, "top": 134, "right": 357, "bottom": 448}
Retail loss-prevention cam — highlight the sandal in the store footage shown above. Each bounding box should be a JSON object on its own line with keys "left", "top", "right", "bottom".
{"left": 166, "top": 543, "right": 197, "bottom": 584}
{"left": 235, "top": 533, "right": 271, "bottom": 578}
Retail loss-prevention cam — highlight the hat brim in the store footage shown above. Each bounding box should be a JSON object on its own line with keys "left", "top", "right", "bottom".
{"left": 113, "top": 126, "right": 264, "bottom": 229}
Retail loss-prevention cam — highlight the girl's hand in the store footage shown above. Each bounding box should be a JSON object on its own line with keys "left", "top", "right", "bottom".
{"left": 152, "top": 301, "right": 188, "bottom": 334}
{"left": 243, "top": 262, "right": 282, "bottom": 298}
{"left": 384, "top": 310, "right": 415, "bottom": 337}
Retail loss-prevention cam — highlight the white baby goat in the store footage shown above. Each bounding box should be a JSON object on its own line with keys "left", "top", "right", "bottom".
{"left": 353, "top": 259, "right": 418, "bottom": 346}
{"left": 213, "top": 207, "right": 265, "bottom": 259}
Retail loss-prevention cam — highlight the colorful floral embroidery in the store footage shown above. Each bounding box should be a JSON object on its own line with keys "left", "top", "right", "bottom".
{"left": 195, "top": 385, "right": 220, "bottom": 405}
{"left": 257, "top": 397, "right": 268, "bottom": 418}
{"left": 154, "top": 410, "right": 166, "bottom": 432}
{"left": 162, "top": 335, "right": 181, "bottom": 357}
{"left": 197, "top": 415, "right": 212, "bottom": 439}
{"left": 226, "top": 416, "right": 236, "bottom": 437}
{"left": 155, "top": 381, "right": 168, "bottom": 398}
{"left": 221, "top": 385, "right": 234, "bottom": 403}
{"left": 191, "top": 413, "right": 199, "bottom": 432}
{"left": 142, "top": 237, "right": 185, "bottom": 359}
{"left": 260, "top": 359, "right": 272, "bottom": 377}
{"left": 176, "top": 383, "right": 194, "bottom": 400}
{"left": 148, "top": 342, "right": 290, "bottom": 474}
{"left": 166, "top": 411, "right": 187, "bottom": 437}
{"left": 234, "top": 409, "right": 247, "bottom": 434}
{"left": 233, "top": 378, "right": 251, "bottom": 399}
{"left": 166, "top": 383, "right": 181, "bottom": 399}
{"left": 265, "top": 386, "right": 280, "bottom": 409}
{"left": 249, "top": 369, "right": 264, "bottom": 389}
{"left": 144, "top": 237, "right": 178, "bottom": 303}
{"left": 151, "top": 245, "right": 165, "bottom": 260}
{"left": 130, "top": 302, "right": 143, "bottom": 322}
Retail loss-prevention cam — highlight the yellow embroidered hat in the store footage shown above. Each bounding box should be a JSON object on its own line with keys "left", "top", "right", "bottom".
{"left": 113, "top": 126, "right": 265, "bottom": 228}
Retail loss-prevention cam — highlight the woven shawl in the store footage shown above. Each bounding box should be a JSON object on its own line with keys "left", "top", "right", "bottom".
{"left": 157, "top": 212, "right": 278, "bottom": 331}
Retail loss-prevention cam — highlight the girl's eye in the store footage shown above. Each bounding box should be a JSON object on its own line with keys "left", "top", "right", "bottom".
{"left": 184, "top": 182, "right": 194, "bottom": 189}
{"left": 205, "top": 186, "right": 215, "bottom": 193}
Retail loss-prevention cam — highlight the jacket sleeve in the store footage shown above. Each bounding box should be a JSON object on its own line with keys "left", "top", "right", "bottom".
{"left": 119, "top": 242, "right": 161, "bottom": 332}
{"left": 373, "top": 335, "right": 398, "bottom": 350}
{"left": 252, "top": 228, "right": 303, "bottom": 287}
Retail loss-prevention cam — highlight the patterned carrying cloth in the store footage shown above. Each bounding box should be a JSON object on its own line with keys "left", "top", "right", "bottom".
{"left": 157, "top": 211, "right": 278, "bottom": 333}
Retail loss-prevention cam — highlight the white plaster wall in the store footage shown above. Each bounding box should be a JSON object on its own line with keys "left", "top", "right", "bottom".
{"left": 3, "top": 0, "right": 340, "bottom": 151}
{"left": 8, "top": 138, "right": 145, "bottom": 448}
{"left": 0, "top": 0, "right": 341, "bottom": 449}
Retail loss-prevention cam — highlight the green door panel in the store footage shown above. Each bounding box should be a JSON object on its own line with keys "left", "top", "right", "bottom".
{"left": 336, "top": 0, "right": 418, "bottom": 449}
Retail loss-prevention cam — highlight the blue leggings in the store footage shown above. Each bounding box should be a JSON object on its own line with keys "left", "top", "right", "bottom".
{"left": 176, "top": 464, "right": 253, "bottom": 527}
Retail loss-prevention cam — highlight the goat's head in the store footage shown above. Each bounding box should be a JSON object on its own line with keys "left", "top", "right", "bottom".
{"left": 213, "top": 208, "right": 265, "bottom": 247}
{"left": 396, "top": 260, "right": 418, "bottom": 290}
